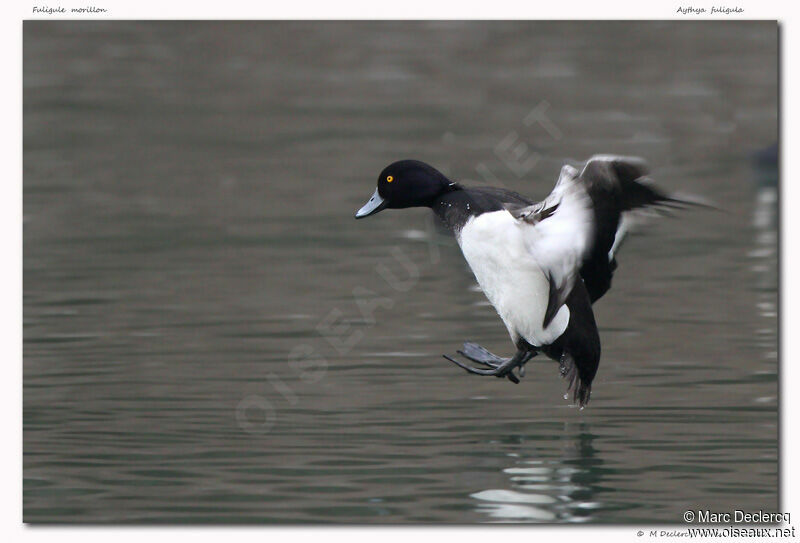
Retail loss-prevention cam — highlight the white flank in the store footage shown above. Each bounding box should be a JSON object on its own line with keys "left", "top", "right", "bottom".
{"left": 458, "top": 211, "right": 570, "bottom": 347}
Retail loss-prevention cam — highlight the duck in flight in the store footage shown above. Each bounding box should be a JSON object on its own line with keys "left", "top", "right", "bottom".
{"left": 354, "top": 156, "right": 703, "bottom": 407}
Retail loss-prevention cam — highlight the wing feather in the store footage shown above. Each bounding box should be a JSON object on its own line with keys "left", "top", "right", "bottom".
{"left": 511, "top": 165, "right": 594, "bottom": 327}
{"left": 512, "top": 155, "right": 707, "bottom": 324}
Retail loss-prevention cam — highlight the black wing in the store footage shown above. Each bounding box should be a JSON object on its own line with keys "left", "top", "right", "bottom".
{"left": 578, "top": 155, "right": 702, "bottom": 302}
{"left": 464, "top": 186, "right": 536, "bottom": 210}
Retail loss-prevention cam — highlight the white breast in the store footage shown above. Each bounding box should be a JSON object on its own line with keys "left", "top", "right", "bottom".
{"left": 457, "top": 211, "right": 570, "bottom": 347}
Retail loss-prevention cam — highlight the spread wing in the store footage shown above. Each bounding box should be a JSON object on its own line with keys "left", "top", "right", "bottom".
{"left": 577, "top": 154, "right": 709, "bottom": 302}
{"left": 506, "top": 164, "right": 594, "bottom": 328}
{"left": 508, "top": 155, "right": 704, "bottom": 327}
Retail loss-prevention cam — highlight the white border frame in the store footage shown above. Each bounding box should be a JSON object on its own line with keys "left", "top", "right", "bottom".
{"left": 7, "top": 2, "right": 794, "bottom": 542}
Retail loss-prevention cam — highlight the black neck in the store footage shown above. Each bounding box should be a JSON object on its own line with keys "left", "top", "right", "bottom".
{"left": 430, "top": 184, "right": 537, "bottom": 233}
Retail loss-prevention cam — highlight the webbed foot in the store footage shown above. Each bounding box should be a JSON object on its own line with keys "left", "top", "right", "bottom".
{"left": 443, "top": 344, "right": 536, "bottom": 385}
{"left": 457, "top": 342, "right": 509, "bottom": 368}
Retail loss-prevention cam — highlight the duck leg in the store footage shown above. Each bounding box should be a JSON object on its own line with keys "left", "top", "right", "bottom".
{"left": 457, "top": 342, "right": 508, "bottom": 367}
{"left": 443, "top": 347, "right": 536, "bottom": 384}
{"left": 455, "top": 342, "right": 538, "bottom": 376}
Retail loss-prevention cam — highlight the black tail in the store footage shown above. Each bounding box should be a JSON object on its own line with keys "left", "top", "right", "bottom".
{"left": 560, "top": 353, "right": 593, "bottom": 408}
{"left": 544, "top": 279, "right": 601, "bottom": 409}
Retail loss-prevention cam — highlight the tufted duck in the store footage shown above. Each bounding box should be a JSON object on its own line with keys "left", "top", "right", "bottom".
{"left": 355, "top": 156, "right": 704, "bottom": 407}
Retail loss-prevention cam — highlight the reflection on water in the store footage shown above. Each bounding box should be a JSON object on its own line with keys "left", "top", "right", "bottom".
{"left": 472, "top": 425, "right": 602, "bottom": 522}
{"left": 751, "top": 143, "right": 778, "bottom": 297}
{"left": 749, "top": 144, "right": 778, "bottom": 407}
{"left": 24, "top": 21, "right": 777, "bottom": 523}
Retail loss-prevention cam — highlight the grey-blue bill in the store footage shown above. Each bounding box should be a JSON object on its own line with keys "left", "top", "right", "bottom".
{"left": 354, "top": 188, "right": 387, "bottom": 219}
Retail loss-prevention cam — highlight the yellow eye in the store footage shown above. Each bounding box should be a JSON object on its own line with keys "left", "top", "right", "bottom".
{"left": 386, "top": 176, "right": 394, "bottom": 183}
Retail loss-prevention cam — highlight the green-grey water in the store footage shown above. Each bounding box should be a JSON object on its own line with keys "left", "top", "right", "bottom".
{"left": 23, "top": 21, "right": 778, "bottom": 523}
